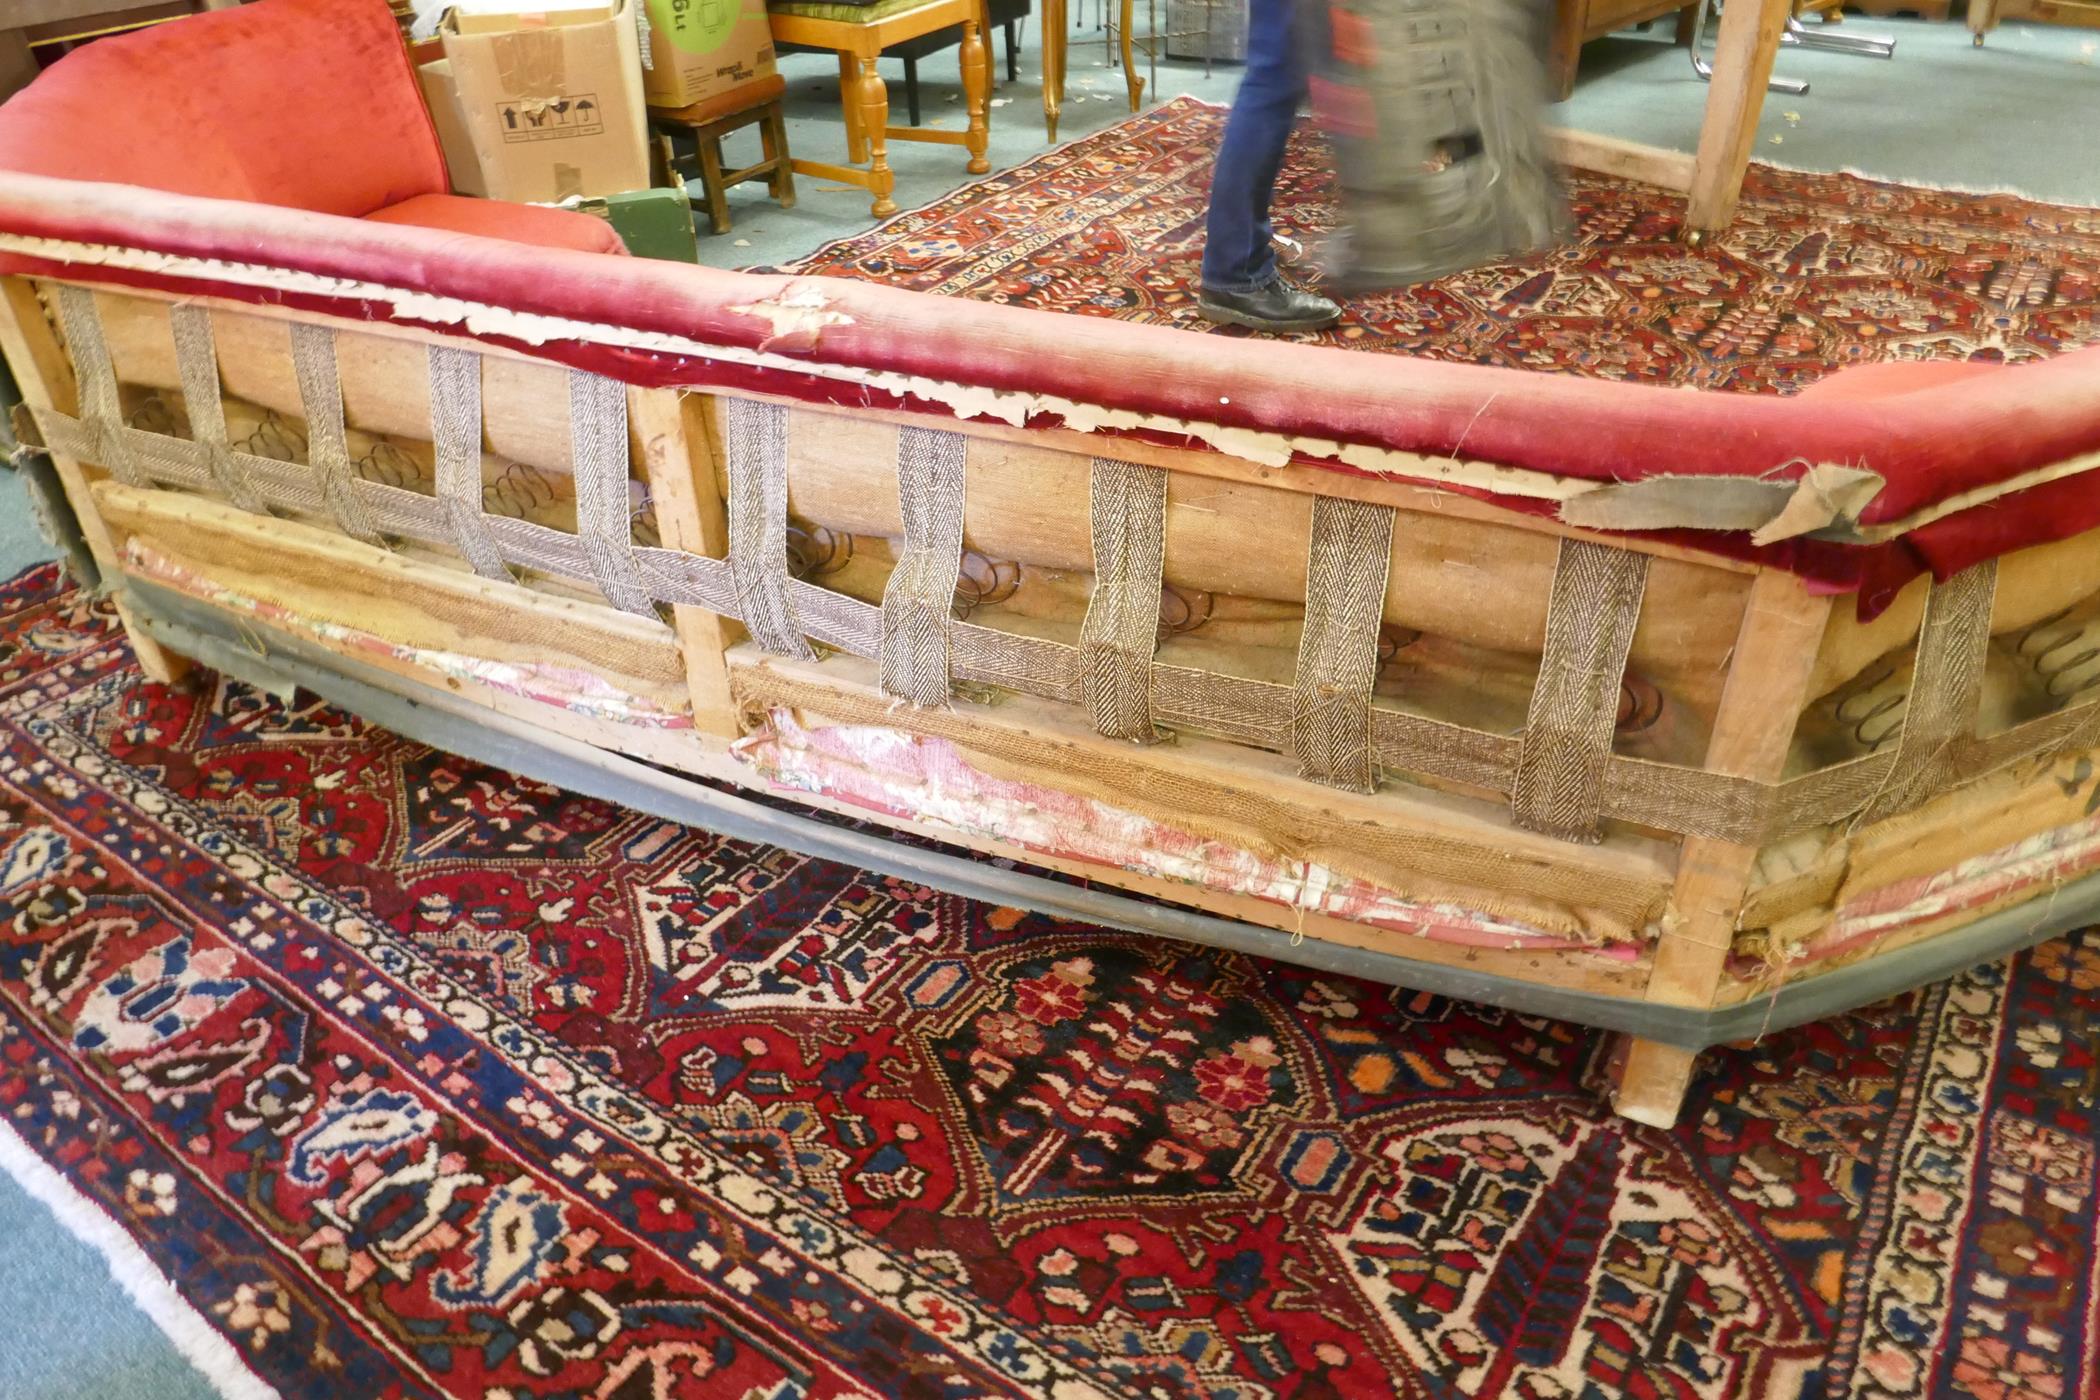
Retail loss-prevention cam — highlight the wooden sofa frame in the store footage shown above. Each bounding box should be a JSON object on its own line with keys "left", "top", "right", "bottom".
{"left": 6, "top": 170, "right": 2100, "bottom": 1127}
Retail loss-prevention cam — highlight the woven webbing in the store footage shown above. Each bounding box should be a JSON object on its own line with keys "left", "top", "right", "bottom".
{"left": 428, "top": 346, "right": 508, "bottom": 582}
{"left": 168, "top": 305, "right": 265, "bottom": 514}
{"left": 1512, "top": 539, "right": 1651, "bottom": 841}
{"left": 1861, "top": 560, "right": 1998, "bottom": 824}
{"left": 53, "top": 286, "right": 145, "bottom": 488}
{"left": 879, "top": 426, "right": 969, "bottom": 707}
{"left": 723, "top": 398, "right": 814, "bottom": 659}
{"left": 1080, "top": 458, "right": 1167, "bottom": 741}
{"left": 286, "top": 324, "right": 382, "bottom": 545}
{"left": 40, "top": 302, "right": 2099, "bottom": 851}
{"left": 568, "top": 371, "right": 652, "bottom": 616}
{"left": 1292, "top": 497, "right": 1396, "bottom": 792}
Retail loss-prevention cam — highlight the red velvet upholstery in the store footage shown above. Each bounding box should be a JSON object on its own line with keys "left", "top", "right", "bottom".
{"left": 367, "top": 194, "right": 628, "bottom": 257}
{"left": 0, "top": 0, "right": 626, "bottom": 255}
{"left": 0, "top": 0, "right": 446, "bottom": 218}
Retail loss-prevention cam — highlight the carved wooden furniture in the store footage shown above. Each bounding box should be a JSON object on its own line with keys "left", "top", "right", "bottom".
{"left": 10, "top": 0, "right": 2100, "bottom": 1130}
{"left": 649, "top": 75, "right": 796, "bottom": 237}
{"left": 1549, "top": 0, "right": 1701, "bottom": 102}
{"left": 765, "top": 0, "right": 991, "bottom": 216}
{"left": 1971, "top": 0, "right": 2100, "bottom": 43}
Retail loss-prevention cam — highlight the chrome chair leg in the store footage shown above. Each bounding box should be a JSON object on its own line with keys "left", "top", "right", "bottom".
{"left": 1784, "top": 12, "right": 1896, "bottom": 56}
{"left": 1688, "top": 0, "right": 1811, "bottom": 96}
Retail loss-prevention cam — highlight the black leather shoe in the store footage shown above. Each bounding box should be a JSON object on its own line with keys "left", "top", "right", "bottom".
{"left": 1198, "top": 277, "right": 1343, "bottom": 334}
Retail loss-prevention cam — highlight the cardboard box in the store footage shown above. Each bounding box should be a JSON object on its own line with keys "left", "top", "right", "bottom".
{"left": 416, "top": 59, "right": 490, "bottom": 198}
{"left": 439, "top": 0, "right": 651, "bottom": 203}
{"left": 636, "top": 0, "right": 777, "bottom": 110}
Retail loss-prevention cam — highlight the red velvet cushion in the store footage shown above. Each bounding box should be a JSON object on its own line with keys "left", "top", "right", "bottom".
{"left": 366, "top": 194, "right": 630, "bottom": 256}
{"left": 0, "top": 0, "right": 445, "bottom": 218}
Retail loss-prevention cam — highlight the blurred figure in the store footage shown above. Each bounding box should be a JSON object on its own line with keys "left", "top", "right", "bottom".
{"left": 1197, "top": 0, "right": 1344, "bottom": 334}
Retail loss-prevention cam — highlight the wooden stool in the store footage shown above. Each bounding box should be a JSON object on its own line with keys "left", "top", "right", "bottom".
{"left": 767, "top": 0, "right": 991, "bottom": 218}
{"left": 649, "top": 76, "right": 796, "bottom": 237}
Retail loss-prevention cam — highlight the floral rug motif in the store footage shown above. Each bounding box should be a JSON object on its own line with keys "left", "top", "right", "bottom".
{"left": 776, "top": 97, "right": 2100, "bottom": 395}
{"left": 1, "top": 562, "right": 2099, "bottom": 1400}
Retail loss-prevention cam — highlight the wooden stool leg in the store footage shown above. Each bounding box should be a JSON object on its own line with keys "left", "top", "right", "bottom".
{"left": 960, "top": 11, "right": 991, "bottom": 174}
{"left": 1609, "top": 1035, "right": 1700, "bottom": 1129}
{"left": 762, "top": 105, "right": 796, "bottom": 208}
{"left": 839, "top": 50, "right": 868, "bottom": 163}
{"left": 696, "top": 136, "right": 732, "bottom": 235}
{"left": 853, "top": 53, "right": 898, "bottom": 217}
{"left": 1117, "top": 0, "right": 1144, "bottom": 110}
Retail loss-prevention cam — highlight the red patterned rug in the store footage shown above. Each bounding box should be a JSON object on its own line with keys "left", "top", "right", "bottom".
{"left": 3, "top": 553, "right": 2100, "bottom": 1400}
{"left": 776, "top": 96, "right": 2100, "bottom": 394}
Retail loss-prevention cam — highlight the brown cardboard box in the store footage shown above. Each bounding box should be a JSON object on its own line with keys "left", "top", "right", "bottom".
{"left": 439, "top": 1, "right": 651, "bottom": 203}
{"left": 636, "top": 0, "right": 777, "bottom": 110}
{"left": 415, "top": 59, "right": 490, "bottom": 198}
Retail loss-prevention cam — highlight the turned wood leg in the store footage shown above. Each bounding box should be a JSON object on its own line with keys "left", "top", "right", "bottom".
{"left": 112, "top": 594, "right": 193, "bottom": 687}
{"left": 1042, "top": 0, "right": 1068, "bottom": 140}
{"left": 1609, "top": 1036, "right": 1700, "bottom": 1129}
{"left": 1118, "top": 0, "right": 1144, "bottom": 110}
{"left": 839, "top": 51, "right": 868, "bottom": 164}
{"left": 854, "top": 54, "right": 898, "bottom": 217}
{"left": 960, "top": 10, "right": 992, "bottom": 174}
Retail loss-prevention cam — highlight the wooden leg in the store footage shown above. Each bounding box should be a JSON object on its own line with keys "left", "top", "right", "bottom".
{"left": 112, "top": 593, "right": 193, "bottom": 687}
{"left": 903, "top": 53, "right": 922, "bottom": 127}
{"left": 1042, "top": 0, "right": 1068, "bottom": 140}
{"left": 1005, "top": 20, "right": 1020, "bottom": 81}
{"left": 1968, "top": 0, "right": 2000, "bottom": 43}
{"left": 696, "top": 136, "right": 732, "bottom": 235}
{"left": 854, "top": 53, "right": 898, "bottom": 217}
{"left": 960, "top": 11, "right": 992, "bottom": 174}
{"left": 1117, "top": 0, "right": 1145, "bottom": 110}
{"left": 839, "top": 50, "right": 868, "bottom": 164}
{"left": 1685, "top": 0, "right": 1788, "bottom": 236}
{"left": 1673, "top": 0, "right": 1699, "bottom": 45}
{"left": 762, "top": 106, "right": 797, "bottom": 208}
{"left": 1610, "top": 1036, "right": 1700, "bottom": 1129}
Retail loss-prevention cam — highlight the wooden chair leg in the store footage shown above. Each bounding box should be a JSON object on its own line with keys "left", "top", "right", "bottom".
{"left": 112, "top": 593, "right": 193, "bottom": 687}
{"left": 696, "top": 137, "right": 732, "bottom": 235}
{"left": 1609, "top": 1035, "right": 1700, "bottom": 1129}
{"left": 903, "top": 52, "right": 922, "bottom": 126}
{"left": 853, "top": 53, "right": 898, "bottom": 216}
{"left": 1005, "top": 19, "right": 1020, "bottom": 81}
{"left": 761, "top": 106, "right": 797, "bottom": 208}
{"left": 838, "top": 50, "right": 868, "bottom": 163}
{"left": 960, "top": 14, "right": 991, "bottom": 174}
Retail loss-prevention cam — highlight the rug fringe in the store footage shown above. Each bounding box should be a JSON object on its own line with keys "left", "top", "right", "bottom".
{"left": 1748, "top": 157, "right": 2100, "bottom": 211}
{"left": 0, "top": 1117, "right": 281, "bottom": 1400}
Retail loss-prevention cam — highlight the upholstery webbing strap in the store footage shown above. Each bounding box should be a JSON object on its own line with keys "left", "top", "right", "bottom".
{"left": 1511, "top": 538, "right": 1651, "bottom": 841}
{"left": 568, "top": 371, "right": 653, "bottom": 616}
{"left": 1292, "top": 497, "right": 1396, "bottom": 793}
{"left": 879, "top": 425, "right": 969, "bottom": 707}
{"left": 428, "top": 346, "right": 509, "bottom": 582}
{"left": 1080, "top": 458, "right": 1167, "bottom": 741}
{"left": 53, "top": 286, "right": 145, "bottom": 488}
{"left": 286, "top": 324, "right": 382, "bottom": 544}
{"left": 167, "top": 306, "right": 265, "bottom": 514}
{"left": 722, "top": 397, "right": 813, "bottom": 659}
{"left": 1862, "top": 559, "right": 1998, "bottom": 824}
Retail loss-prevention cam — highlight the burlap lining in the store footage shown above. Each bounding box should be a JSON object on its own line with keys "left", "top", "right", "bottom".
{"left": 37, "top": 294, "right": 2100, "bottom": 855}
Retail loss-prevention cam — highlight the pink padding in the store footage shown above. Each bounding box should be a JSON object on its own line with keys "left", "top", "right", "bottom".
{"left": 0, "top": 0, "right": 444, "bottom": 218}
{"left": 366, "top": 195, "right": 630, "bottom": 257}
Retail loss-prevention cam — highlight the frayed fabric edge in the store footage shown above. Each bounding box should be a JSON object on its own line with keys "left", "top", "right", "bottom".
{"left": 0, "top": 1116, "right": 281, "bottom": 1400}
{"left": 1749, "top": 157, "right": 2100, "bottom": 212}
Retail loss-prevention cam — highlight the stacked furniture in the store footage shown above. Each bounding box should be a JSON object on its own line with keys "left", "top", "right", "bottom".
{"left": 8, "top": 0, "right": 2100, "bottom": 1130}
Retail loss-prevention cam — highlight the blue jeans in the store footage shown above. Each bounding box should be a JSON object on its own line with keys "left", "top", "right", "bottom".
{"left": 1200, "top": 0, "right": 1308, "bottom": 294}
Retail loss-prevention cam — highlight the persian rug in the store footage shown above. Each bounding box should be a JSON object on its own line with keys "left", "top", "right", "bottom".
{"left": 3, "top": 567, "right": 2100, "bottom": 1400}
{"left": 775, "top": 96, "right": 2100, "bottom": 394}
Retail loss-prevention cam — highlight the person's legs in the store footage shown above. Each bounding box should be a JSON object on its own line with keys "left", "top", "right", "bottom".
{"left": 1200, "top": 0, "right": 1308, "bottom": 294}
